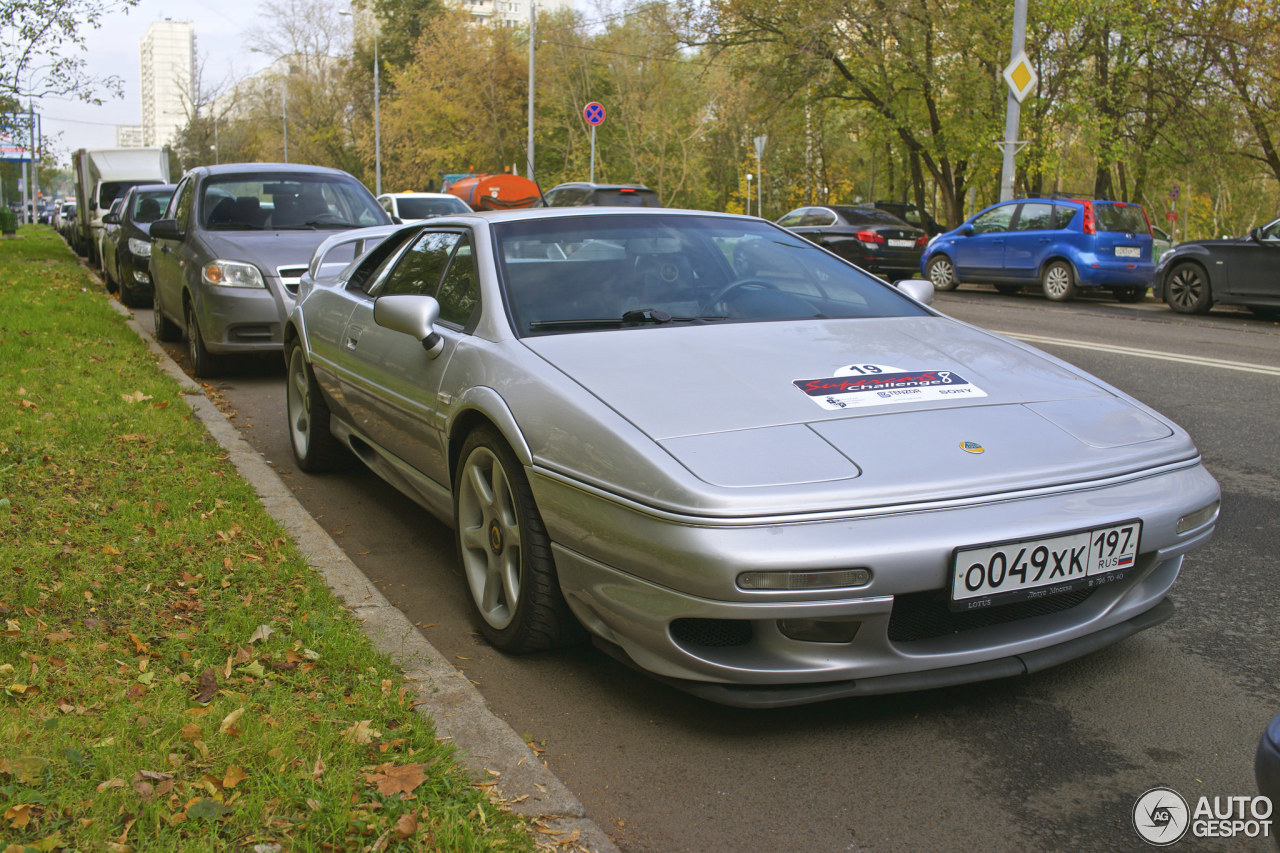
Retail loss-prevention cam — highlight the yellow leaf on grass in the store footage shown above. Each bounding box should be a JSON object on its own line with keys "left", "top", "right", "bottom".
{"left": 121, "top": 391, "right": 152, "bottom": 403}
{"left": 395, "top": 811, "right": 419, "bottom": 839}
{"left": 342, "top": 720, "right": 380, "bottom": 744}
{"left": 5, "top": 803, "right": 31, "bottom": 829}
{"left": 364, "top": 762, "right": 428, "bottom": 797}
{"left": 222, "top": 766, "right": 247, "bottom": 789}
{"left": 218, "top": 707, "right": 244, "bottom": 736}
{"left": 180, "top": 723, "right": 202, "bottom": 742}
{"left": 97, "top": 778, "right": 127, "bottom": 792}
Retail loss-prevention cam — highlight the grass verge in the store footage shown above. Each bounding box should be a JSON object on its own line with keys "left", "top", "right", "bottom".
{"left": 0, "top": 227, "right": 538, "bottom": 851}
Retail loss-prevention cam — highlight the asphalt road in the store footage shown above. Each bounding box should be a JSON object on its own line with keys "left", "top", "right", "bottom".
{"left": 139, "top": 287, "right": 1280, "bottom": 852}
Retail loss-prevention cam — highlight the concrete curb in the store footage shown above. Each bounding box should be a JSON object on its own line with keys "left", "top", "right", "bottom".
{"left": 109, "top": 299, "right": 619, "bottom": 853}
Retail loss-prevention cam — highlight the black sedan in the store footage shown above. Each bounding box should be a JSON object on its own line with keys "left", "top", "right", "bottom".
{"left": 776, "top": 205, "right": 928, "bottom": 282}
{"left": 1152, "top": 218, "right": 1280, "bottom": 318}
{"left": 101, "top": 184, "right": 176, "bottom": 308}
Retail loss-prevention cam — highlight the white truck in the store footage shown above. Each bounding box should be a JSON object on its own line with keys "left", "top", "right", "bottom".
{"left": 72, "top": 147, "right": 171, "bottom": 266}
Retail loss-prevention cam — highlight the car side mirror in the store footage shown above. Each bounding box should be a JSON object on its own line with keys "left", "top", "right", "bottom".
{"left": 895, "top": 278, "right": 935, "bottom": 306}
{"left": 373, "top": 294, "right": 444, "bottom": 357}
{"left": 150, "top": 218, "right": 183, "bottom": 240}
{"left": 959, "top": 224, "right": 974, "bottom": 236}
{"left": 102, "top": 212, "right": 120, "bottom": 225}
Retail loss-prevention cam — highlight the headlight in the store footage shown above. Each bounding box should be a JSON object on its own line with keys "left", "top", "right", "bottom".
{"left": 128, "top": 237, "right": 152, "bottom": 258}
{"left": 202, "top": 259, "right": 265, "bottom": 289}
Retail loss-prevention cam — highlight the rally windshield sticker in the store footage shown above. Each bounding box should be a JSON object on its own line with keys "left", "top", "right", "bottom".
{"left": 792, "top": 363, "right": 987, "bottom": 410}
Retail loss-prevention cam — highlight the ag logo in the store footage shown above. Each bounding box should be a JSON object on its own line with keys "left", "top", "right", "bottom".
{"left": 1133, "top": 787, "right": 1190, "bottom": 846}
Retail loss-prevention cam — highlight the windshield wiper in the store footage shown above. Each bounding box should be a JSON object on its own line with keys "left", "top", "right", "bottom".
{"left": 529, "top": 308, "right": 726, "bottom": 330}
{"left": 208, "top": 222, "right": 265, "bottom": 230}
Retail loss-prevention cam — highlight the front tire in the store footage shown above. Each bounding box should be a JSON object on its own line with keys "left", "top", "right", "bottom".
{"left": 286, "top": 340, "right": 340, "bottom": 472}
{"left": 454, "top": 426, "right": 578, "bottom": 653}
{"left": 1164, "top": 262, "right": 1212, "bottom": 314}
{"left": 926, "top": 255, "right": 958, "bottom": 291}
{"left": 185, "top": 300, "right": 222, "bottom": 378}
{"left": 1041, "top": 261, "right": 1076, "bottom": 302}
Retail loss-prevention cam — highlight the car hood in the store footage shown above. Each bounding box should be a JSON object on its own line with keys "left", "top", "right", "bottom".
{"left": 201, "top": 230, "right": 335, "bottom": 276}
{"left": 521, "top": 317, "right": 1196, "bottom": 503}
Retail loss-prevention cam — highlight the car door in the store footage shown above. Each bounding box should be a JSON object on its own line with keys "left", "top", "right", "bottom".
{"left": 953, "top": 204, "right": 1015, "bottom": 279}
{"left": 335, "top": 229, "right": 474, "bottom": 488}
{"left": 1003, "top": 202, "right": 1054, "bottom": 279}
{"left": 151, "top": 176, "right": 196, "bottom": 322}
{"left": 1223, "top": 218, "right": 1280, "bottom": 300}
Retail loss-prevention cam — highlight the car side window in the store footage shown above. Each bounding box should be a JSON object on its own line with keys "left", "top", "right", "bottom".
{"left": 777, "top": 209, "right": 805, "bottom": 227}
{"left": 801, "top": 208, "right": 836, "bottom": 227}
{"left": 972, "top": 205, "right": 1015, "bottom": 234}
{"left": 1013, "top": 203, "right": 1054, "bottom": 231}
{"left": 377, "top": 231, "right": 461, "bottom": 297}
{"left": 169, "top": 178, "right": 195, "bottom": 232}
{"left": 435, "top": 235, "right": 479, "bottom": 328}
{"left": 1052, "top": 204, "right": 1078, "bottom": 229}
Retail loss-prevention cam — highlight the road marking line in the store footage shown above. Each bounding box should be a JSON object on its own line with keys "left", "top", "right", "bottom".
{"left": 995, "top": 331, "right": 1280, "bottom": 377}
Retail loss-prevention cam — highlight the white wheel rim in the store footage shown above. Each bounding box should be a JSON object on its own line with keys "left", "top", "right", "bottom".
{"left": 458, "top": 447, "right": 522, "bottom": 630}
{"left": 287, "top": 348, "right": 311, "bottom": 457}
{"left": 930, "top": 259, "right": 953, "bottom": 289}
{"left": 1045, "top": 267, "right": 1070, "bottom": 297}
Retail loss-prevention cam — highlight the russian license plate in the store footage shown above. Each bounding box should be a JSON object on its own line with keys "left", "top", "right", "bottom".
{"left": 951, "top": 521, "right": 1141, "bottom": 611}
{"left": 887, "top": 239, "right": 915, "bottom": 248}
{"left": 1115, "top": 245, "right": 1141, "bottom": 258}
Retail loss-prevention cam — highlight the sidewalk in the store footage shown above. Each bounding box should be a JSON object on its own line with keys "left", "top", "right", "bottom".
{"left": 106, "top": 295, "right": 619, "bottom": 853}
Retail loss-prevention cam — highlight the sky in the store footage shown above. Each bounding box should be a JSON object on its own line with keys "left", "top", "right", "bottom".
{"left": 36, "top": 0, "right": 279, "bottom": 163}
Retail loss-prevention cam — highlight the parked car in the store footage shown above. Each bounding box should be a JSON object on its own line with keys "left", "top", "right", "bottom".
{"left": 776, "top": 205, "right": 928, "bottom": 282}
{"left": 859, "top": 200, "right": 945, "bottom": 235}
{"left": 97, "top": 197, "right": 125, "bottom": 277}
{"left": 540, "top": 182, "right": 660, "bottom": 207}
{"left": 55, "top": 201, "right": 77, "bottom": 238}
{"left": 150, "top": 162, "right": 390, "bottom": 377}
{"left": 1257, "top": 711, "right": 1280, "bottom": 813}
{"left": 1151, "top": 218, "right": 1280, "bottom": 318}
{"left": 285, "top": 206, "right": 1219, "bottom": 707}
{"left": 100, "top": 183, "right": 176, "bottom": 307}
{"left": 921, "top": 197, "right": 1155, "bottom": 302}
{"left": 377, "top": 191, "right": 470, "bottom": 222}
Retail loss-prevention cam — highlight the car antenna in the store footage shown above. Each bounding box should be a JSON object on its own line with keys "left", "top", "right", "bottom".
{"left": 535, "top": 181, "right": 547, "bottom": 207}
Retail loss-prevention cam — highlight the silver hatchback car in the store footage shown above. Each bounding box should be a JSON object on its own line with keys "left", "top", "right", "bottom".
{"left": 286, "top": 208, "right": 1219, "bottom": 707}
{"left": 150, "top": 163, "right": 390, "bottom": 376}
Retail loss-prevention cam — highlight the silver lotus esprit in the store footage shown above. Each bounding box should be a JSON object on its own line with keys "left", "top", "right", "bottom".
{"left": 284, "top": 208, "right": 1220, "bottom": 707}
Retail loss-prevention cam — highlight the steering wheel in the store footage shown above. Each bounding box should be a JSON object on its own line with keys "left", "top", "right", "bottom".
{"left": 708, "top": 278, "right": 779, "bottom": 309}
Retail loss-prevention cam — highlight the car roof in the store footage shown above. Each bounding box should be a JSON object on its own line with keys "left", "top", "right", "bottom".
{"left": 420, "top": 206, "right": 747, "bottom": 225}
{"left": 196, "top": 162, "right": 354, "bottom": 178}
{"left": 378, "top": 192, "right": 461, "bottom": 200}
{"left": 549, "top": 182, "right": 655, "bottom": 191}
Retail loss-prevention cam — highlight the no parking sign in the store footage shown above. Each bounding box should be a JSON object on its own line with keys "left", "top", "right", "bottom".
{"left": 583, "top": 102, "right": 605, "bottom": 126}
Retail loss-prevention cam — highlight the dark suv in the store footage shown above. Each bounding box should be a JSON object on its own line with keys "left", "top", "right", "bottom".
{"left": 541, "top": 182, "right": 660, "bottom": 207}
{"left": 920, "top": 197, "right": 1154, "bottom": 302}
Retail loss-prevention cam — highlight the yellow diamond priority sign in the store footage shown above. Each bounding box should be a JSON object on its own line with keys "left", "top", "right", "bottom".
{"left": 1003, "top": 50, "right": 1038, "bottom": 103}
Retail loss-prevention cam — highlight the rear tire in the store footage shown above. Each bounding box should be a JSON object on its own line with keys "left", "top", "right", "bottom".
{"left": 926, "top": 255, "right": 958, "bottom": 291}
{"left": 1164, "top": 262, "right": 1212, "bottom": 314}
{"left": 153, "top": 289, "right": 181, "bottom": 342}
{"left": 286, "top": 340, "right": 340, "bottom": 472}
{"left": 1041, "top": 261, "right": 1076, "bottom": 302}
{"left": 185, "top": 300, "right": 222, "bottom": 378}
{"left": 454, "top": 426, "right": 580, "bottom": 653}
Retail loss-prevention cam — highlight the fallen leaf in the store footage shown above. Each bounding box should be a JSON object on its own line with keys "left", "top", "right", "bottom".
{"left": 312, "top": 753, "right": 325, "bottom": 781}
{"left": 218, "top": 707, "right": 244, "bottom": 736}
{"left": 185, "top": 798, "right": 230, "bottom": 821}
{"left": 10, "top": 756, "right": 51, "bottom": 783}
{"left": 223, "top": 766, "right": 247, "bottom": 789}
{"left": 394, "top": 811, "right": 419, "bottom": 839}
{"left": 342, "top": 720, "right": 380, "bottom": 744}
{"left": 180, "top": 723, "right": 202, "bottom": 742}
{"left": 364, "top": 762, "right": 428, "bottom": 797}
{"left": 194, "top": 668, "right": 218, "bottom": 704}
{"left": 248, "top": 624, "right": 274, "bottom": 644}
{"left": 121, "top": 391, "right": 153, "bottom": 403}
{"left": 5, "top": 803, "right": 32, "bottom": 829}
{"left": 239, "top": 661, "right": 265, "bottom": 679}
{"left": 97, "top": 778, "right": 127, "bottom": 792}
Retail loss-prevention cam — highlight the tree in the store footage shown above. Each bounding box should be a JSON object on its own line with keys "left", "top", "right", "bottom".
{"left": 0, "top": 0, "right": 139, "bottom": 103}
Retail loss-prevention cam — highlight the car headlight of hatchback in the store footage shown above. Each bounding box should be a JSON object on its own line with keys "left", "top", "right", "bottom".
{"left": 128, "top": 237, "right": 152, "bottom": 258}
{"left": 202, "top": 259, "right": 265, "bottom": 289}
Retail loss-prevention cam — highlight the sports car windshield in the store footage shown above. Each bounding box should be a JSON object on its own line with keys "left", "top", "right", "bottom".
{"left": 494, "top": 213, "right": 929, "bottom": 336}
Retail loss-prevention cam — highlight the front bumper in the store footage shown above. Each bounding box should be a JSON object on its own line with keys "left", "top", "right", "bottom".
{"left": 534, "top": 460, "right": 1218, "bottom": 703}
{"left": 196, "top": 278, "right": 297, "bottom": 354}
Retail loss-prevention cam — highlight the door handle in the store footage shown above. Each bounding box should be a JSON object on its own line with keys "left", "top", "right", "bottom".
{"left": 346, "top": 325, "right": 363, "bottom": 349}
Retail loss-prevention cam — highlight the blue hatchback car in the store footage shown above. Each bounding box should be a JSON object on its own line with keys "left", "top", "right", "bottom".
{"left": 920, "top": 197, "right": 1155, "bottom": 302}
